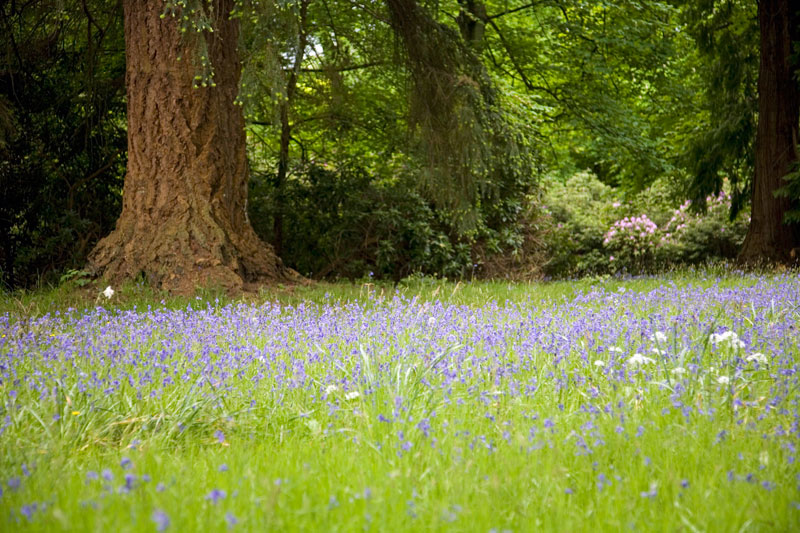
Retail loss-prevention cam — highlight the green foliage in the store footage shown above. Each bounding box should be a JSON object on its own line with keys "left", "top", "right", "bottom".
{"left": 59, "top": 269, "right": 92, "bottom": 287}
{"left": 384, "top": 0, "right": 539, "bottom": 229}
{"left": 248, "top": 162, "right": 476, "bottom": 280}
{"left": 541, "top": 172, "right": 749, "bottom": 277}
{"left": 540, "top": 172, "right": 620, "bottom": 276}
{"left": 0, "top": 1, "right": 127, "bottom": 289}
{"left": 479, "top": 0, "right": 693, "bottom": 189}
{"left": 0, "top": 0, "right": 775, "bottom": 288}
{"left": 659, "top": 191, "right": 750, "bottom": 264}
{"left": 679, "top": 0, "right": 758, "bottom": 216}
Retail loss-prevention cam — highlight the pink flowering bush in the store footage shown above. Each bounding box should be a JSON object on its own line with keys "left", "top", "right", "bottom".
{"left": 541, "top": 173, "right": 750, "bottom": 277}
{"left": 603, "top": 214, "right": 661, "bottom": 272}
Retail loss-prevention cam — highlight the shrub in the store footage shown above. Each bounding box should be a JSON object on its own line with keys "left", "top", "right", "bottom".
{"left": 540, "top": 172, "right": 751, "bottom": 278}
{"left": 659, "top": 191, "right": 749, "bottom": 264}
{"left": 603, "top": 214, "right": 660, "bottom": 273}
{"left": 248, "top": 162, "right": 476, "bottom": 281}
{"left": 540, "top": 172, "right": 619, "bottom": 277}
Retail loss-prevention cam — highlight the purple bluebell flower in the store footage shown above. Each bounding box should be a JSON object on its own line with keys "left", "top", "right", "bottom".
{"left": 597, "top": 473, "right": 611, "bottom": 491}
{"left": 120, "top": 457, "right": 132, "bottom": 470}
{"left": 20, "top": 503, "right": 37, "bottom": 519}
{"left": 206, "top": 489, "right": 226, "bottom": 504}
{"left": 152, "top": 509, "right": 170, "bottom": 531}
{"left": 328, "top": 495, "right": 340, "bottom": 509}
{"left": 640, "top": 486, "right": 657, "bottom": 498}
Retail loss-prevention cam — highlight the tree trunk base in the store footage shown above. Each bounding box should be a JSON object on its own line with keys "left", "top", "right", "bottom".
{"left": 737, "top": 233, "right": 790, "bottom": 267}
{"left": 88, "top": 208, "right": 301, "bottom": 294}
{"left": 88, "top": 0, "right": 304, "bottom": 295}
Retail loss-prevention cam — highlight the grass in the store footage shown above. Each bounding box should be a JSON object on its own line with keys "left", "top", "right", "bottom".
{"left": 1, "top": 269, "right": 798, "bottom": 531}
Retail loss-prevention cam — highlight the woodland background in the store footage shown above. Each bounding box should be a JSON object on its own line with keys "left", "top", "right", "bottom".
{"left": 0, "top": 0, "right": 794, "bottom": 289}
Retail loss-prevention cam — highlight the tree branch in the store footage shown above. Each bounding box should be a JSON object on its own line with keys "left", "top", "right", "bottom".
{"left": 488, "top": 2, "right": 546, "bottom": 21}
{"left": 296, "top": 61, "right": 386, "bottom": 73}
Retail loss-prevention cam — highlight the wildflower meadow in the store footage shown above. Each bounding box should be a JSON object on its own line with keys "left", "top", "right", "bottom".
{"left": 1, "top": 273, "right": 799, "bottom": 531}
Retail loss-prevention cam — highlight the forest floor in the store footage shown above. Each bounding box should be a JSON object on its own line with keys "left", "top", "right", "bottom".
{"left": 1, "top": 270, "right": 799, "bottom": 531}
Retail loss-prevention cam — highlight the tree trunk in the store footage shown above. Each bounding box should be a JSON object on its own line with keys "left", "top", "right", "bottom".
{"left": 274, "top": 0, "right": 309, "bottom": 258}
{"left": 456, "top": 0, "right": 487, "bottom": 48}
{"left": 738, "top": 0, "right": 800, "bottom": 264}
{"left": 88, "top": 0, "right": 296, "bottom": 293}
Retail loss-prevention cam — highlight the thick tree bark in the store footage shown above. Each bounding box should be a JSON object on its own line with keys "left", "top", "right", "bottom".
{"left": 88, "top": 0, "right": 296, "bottom": 293}
{"left": 738, "top": 0, "right": 800, "bottom": 264}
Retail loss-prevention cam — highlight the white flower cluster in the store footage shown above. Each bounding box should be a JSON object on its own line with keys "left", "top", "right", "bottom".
{"left": 745, "top": 352, "right": 768, "bottom": 365}
{"left": 709, "top": 330, "right": 745, "bottom": 350}
{"left": 627, "top": 353, "right": 656, "bottom": 366}
{"left": 651, "top": 331, "right": 667, "bottom": 344}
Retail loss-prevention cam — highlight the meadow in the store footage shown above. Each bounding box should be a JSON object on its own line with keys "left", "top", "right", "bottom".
{"left": 1, "top": 272, "right": 799, "bottom": 531}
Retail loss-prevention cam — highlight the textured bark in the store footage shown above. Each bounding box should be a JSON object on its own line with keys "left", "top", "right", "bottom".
{"left": 738, "top": 0, "right": 800, "bottom": 264}
{"left": 88, "top": 0, "right": 297, "bottom": 293}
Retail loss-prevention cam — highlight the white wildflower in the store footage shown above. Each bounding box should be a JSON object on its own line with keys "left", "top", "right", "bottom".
{"left": 651, "top": 348, "right": 667, "bottom": 356}
{"left": 716, "top": 376, "right": 730, "bottom": 385}
{"left": 325, "top": 385, "right": 338, "bottom": 395}
{"left": 102, "top": 286, "right": 115, "bottom": 299}
{"left": 652, "top": 331, "right": 667, "bottom": 343}
{"left": 345, "top": 391, "right": 360, "bottom": 400}
{"left": 709, "top": 330, "right": 745, "bottom": 349}
{"left": 594, "top": 360, "right": 605, "bottom": 367}
{"left": 671, "top": 367, "right": 686, "bottom": 376}
{"left": 746, "top": 352, "right": 767, "bottom": 365}
{"left": 608, "top": 346, "right": 623, "bottom": 353}
{"left": 628, "top": 353, "right": 655, "bottom": 366}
